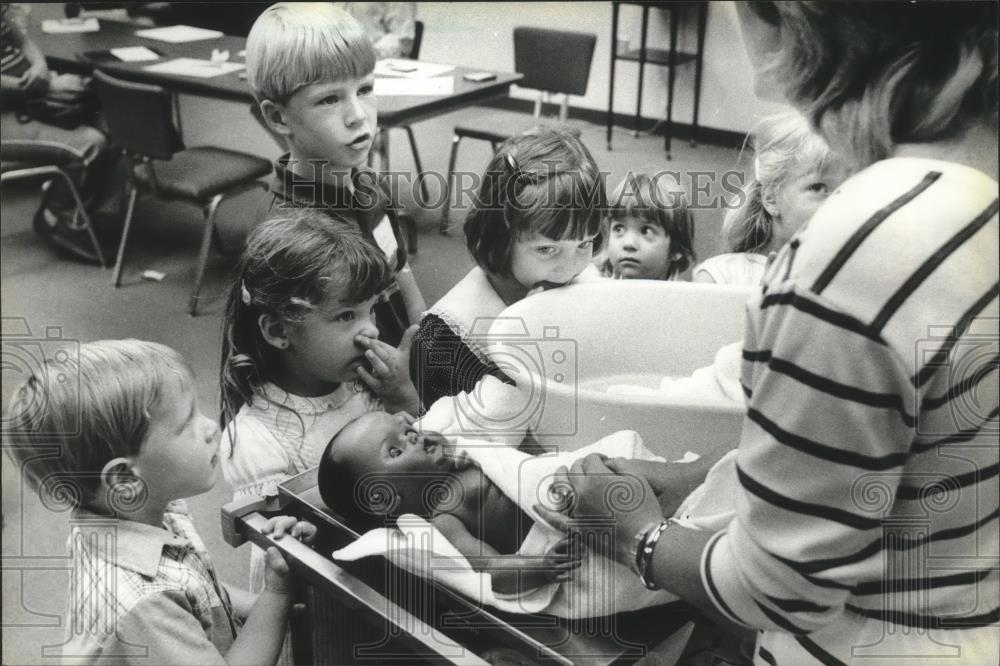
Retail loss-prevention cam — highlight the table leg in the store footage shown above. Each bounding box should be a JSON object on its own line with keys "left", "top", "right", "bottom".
{"left": 664, "top": 5, "right": 680, "bottom": 160}
{"left": 692, "top": 2, "right": 708, "bottom": 148}
{"left": 607, "top": 1, "right": 619, "bottom": 151}
{"left": 634, "top": 3, "right": 649, "bottom": 137}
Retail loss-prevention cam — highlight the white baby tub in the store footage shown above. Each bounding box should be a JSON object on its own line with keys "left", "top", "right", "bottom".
{"left": 485, "top": 280, "right": 753, "bottom": 462}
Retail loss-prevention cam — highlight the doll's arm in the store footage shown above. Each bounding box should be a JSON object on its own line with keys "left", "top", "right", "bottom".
{"left": 432, "top": 513, "right": 579, "bottom": 595}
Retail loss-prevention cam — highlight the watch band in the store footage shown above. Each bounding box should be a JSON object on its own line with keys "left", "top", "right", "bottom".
{"left": 638, "top": 519, "right": 676, "bottom": 590}
{"left": 629, "top": 522, "right": 658, "bottom": 578}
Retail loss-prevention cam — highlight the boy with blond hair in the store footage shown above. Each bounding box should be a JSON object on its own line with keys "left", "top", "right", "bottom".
{"left": 5, "top": 339, "right": 313, "bottom": 665}
{"left": 246, "top": 2, "right": 425, "bottom": 347}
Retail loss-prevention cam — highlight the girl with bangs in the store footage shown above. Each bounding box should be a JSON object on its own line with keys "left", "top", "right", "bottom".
{"left": 599, "top": 172, "right": 696, "bottom": 281}
{"left": 410, "top": 126, "right": 606, "bottom": 410}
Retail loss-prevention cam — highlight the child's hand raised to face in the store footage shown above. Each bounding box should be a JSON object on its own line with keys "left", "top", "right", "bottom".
{"left": 355, "top": 325, "right": 420, "bottom": 415}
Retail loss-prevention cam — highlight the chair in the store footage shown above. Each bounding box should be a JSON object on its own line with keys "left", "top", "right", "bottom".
{"left": 439, "top": 27, "right": 597, "bottom": 233}
{"left": 92, "top": 70, "right": 272, "bottom": 315}
{"left": 1, "top": 140, "right": 109, "bottom": 266}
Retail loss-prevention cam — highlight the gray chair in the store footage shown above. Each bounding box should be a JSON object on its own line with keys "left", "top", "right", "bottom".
{"left": 1, "top": 140, "right": 109, "bottom": 266}
{"left": 439, "top": 27, "right": 597, "bottom": 233}
{"left": 92, "top": 70, "right": 271, "bottom": 315}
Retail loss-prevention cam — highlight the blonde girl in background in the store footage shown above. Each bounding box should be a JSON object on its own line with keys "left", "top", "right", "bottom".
{"left": 598, "top": 172, "right": 696, "bottom": 280}
{"left": 693, "top": 111, "right": 850, "bottom": 286}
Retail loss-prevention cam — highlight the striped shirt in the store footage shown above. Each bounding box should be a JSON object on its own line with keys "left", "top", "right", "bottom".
{"left": 702, "top": 157, "right": 999, "bottom": 665}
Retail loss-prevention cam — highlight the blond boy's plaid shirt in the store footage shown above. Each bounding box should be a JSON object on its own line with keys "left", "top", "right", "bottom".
{"left": 60, "top": 501, "right": 239, "bottom": 665}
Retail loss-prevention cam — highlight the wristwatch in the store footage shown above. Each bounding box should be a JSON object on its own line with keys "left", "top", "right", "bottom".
{"left": 629, "top": 522, "right": 658, "bottom": 578}
{"left": 638, "top": 519, "right": 676, "bottom": 590}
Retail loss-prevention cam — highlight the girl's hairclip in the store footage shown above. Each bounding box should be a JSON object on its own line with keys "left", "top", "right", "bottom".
{"left": 240, "top": 280, "right": 252, "bottom": 306}
{"left": 504, "top": 152, "right": 521, "bottom": 176}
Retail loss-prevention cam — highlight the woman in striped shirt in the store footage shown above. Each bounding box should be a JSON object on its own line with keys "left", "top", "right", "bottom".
{"left": 537, "top": 2, "right": 998, "bottom": 664}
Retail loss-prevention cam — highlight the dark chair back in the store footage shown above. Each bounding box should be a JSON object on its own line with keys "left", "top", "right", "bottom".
{"left": 92, "top": 70, "right": 183, "bottom": 160}
{"left": 410, "top": 20, "right": 424, "bottom": 59}
{"left": 513, "top": 27, "right": 597, "bottom": 97}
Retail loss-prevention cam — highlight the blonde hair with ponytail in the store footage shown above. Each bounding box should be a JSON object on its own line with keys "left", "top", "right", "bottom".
{"left": 723, "top": 111, "right": 833, "bottom": 254}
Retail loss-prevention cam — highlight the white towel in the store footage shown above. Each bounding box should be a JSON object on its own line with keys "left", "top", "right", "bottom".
{"left": 607, "top": 341, "right": 745, "bottom": 404}
{"left": 332, "top": 431, "right": 739, "bottom": 618}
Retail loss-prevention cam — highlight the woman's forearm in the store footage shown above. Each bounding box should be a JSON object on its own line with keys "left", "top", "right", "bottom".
{"left": 646, "top": 525, "right": 746, "bottom": 634}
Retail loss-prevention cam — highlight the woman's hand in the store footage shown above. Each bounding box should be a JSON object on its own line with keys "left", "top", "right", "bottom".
{"left": 19, "top": 58, "right": 49, "bottom": 94}
{"left": 356, "top": 325, "right": 420, "bottom": 414}
{"left": 534, "top": 454, "right": 665, "bottom": 567}
{"left": 604, "top": 457, "right": 713, "bottom": 517}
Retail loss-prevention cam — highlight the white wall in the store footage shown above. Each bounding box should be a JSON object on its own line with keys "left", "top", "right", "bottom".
{"left": 417, "top": 1, "right": 786, "bottom": 134}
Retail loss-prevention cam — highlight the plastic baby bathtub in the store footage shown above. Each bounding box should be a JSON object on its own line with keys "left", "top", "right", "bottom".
{"left": 484, "top": 280, "right": 754, "bottom": 462}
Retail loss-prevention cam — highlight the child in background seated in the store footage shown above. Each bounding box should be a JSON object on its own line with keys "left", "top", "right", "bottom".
{"left": 693, "top": 111, "right": 850, "bottom": 286}
{"left": 598, "top": 173, "right": 696, "bottom": 280}
{"left": 220, "top": 210, "right": 420, "bottom": 603}
{"left": 245, "top": 2, "right": 425, "bottom": 347}
{"left": 5, "top": 339, "right": 315, "bottom": 666}
{"left": 410, "top": 125, "right": 606, "bottom": 410}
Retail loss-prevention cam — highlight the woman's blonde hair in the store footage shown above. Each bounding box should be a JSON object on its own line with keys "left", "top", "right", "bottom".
{"left": 723, "top": 111, "right": 833, "bottom": 254}
{"left": 245, "top": 2, "right": 376, "bottom": 103}
{"left": 748, "top": 2, "right": 998, "bottom": 166}
{"left": 4, "top": 340, "right": 190, "bottom": 510}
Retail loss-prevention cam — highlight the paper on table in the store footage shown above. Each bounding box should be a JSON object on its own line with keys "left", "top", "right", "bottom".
{"left": 375, "top": 76, "right": 454, "bottom": 96}
{"left": 41, "top": 17, "right": 99, "bottom": 34}
{"left": 374, "top": 59, "right": 456, "bottom": 79}
{"left": 143, "top": 58, "right": 245, "bottom": 79}
{"left": 134, "top": 25, "right": 224, "bottom": 43}
{"left": 110, "top": 46, "right": 161, "bottom": 63}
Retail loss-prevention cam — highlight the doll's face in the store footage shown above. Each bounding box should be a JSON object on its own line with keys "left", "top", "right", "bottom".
{"left": 329, "top": 412, "right": 453, "bottom": 516}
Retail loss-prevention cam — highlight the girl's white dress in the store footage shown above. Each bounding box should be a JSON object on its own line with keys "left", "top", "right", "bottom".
{"left": 221, "top": 382, "right": 381, "bottom": 593}
{"left": 692, "top": 252, "right": 768, "bottom": 286}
